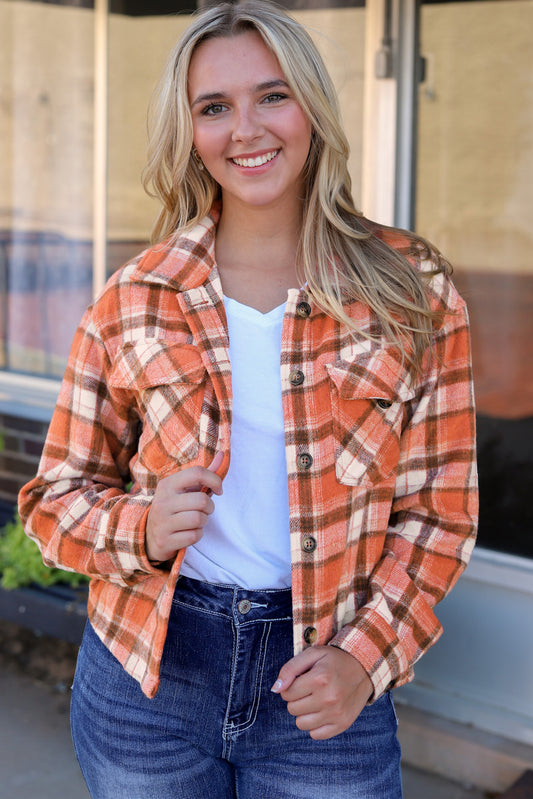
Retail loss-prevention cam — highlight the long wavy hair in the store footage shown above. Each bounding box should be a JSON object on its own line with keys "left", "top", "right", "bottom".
{"left": 142, "top": 0, "right": 449, "bottom": 373}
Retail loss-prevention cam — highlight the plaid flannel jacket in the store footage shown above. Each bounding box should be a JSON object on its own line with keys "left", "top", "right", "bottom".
{"left": 19, "top": 207, "right": 478, "bottom": 699}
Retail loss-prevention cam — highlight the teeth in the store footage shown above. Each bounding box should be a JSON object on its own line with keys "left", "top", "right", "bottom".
{"left": 233, "top": 151, "right": 278, "bottom": 168}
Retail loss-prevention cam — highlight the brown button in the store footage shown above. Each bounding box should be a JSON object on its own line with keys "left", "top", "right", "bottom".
{"left": 296, "top": 301, "right": 311, "bottom": 318}
{"left": 238, "top": 599, "right": 252, "bottom": 614}
{"left": 303, "top": 626, "right": 318, "bottom": 645}
{"left": 376, "top": 398, "right": 393, "bottom": 409}
{"left": 289, "top": 369, "right": 305, "bottom": 386}
{"left": 297, "top": 452, "right": 313, "bottom": 470}
{"left": 301, "top": 535, "right": 317, "bottom": 553}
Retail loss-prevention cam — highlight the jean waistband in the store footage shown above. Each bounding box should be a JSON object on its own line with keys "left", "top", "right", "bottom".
{"left": 173, "top": 575, "right": 293, "bottom": 621}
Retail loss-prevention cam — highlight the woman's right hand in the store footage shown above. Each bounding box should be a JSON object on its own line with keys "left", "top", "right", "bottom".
{"left": 145, "top": 453, "right": 224, "bottom": 563}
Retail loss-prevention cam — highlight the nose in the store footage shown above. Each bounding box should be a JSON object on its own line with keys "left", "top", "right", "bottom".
{"left": 232, "top": 102, "right": 263, "bottom": 143}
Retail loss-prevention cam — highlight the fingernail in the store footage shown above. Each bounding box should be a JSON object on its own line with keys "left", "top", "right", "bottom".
{"left": 271, "top": 679, "right": 283, "bottom": 693}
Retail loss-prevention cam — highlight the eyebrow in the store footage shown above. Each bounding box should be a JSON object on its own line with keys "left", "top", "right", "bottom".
{"left": 190, "top": 79, "right": 290, "bottom": 108}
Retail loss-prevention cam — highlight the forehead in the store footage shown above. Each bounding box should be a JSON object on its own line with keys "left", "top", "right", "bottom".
{"left": 188, "top": 30, "right": 285, "bottom": 97}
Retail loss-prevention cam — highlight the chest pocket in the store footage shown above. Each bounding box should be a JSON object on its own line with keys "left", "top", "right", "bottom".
{"left": 325, "top": 351, "right": 416, "bottom": 486}
{"left": 109, "top": 340, "right": 207, "bottom": 474}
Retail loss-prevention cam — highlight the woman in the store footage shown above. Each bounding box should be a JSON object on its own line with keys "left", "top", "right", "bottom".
{"left": 18, "top": 2, "right": 478, "bottom": 797}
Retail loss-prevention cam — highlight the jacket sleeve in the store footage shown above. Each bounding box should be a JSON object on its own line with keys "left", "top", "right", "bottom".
{"left": 329, "top": 275, "right": 479, "bottom": 698}
{"left": 18, "top": 307, "right": 161, "bottom": 588}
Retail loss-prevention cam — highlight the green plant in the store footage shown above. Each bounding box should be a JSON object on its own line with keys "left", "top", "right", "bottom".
{"left": 0, "top": 513, "right": 89, "bottom": 590}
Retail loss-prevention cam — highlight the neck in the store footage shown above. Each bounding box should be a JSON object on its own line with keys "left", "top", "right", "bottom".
{"left": 214, "top": 197, "right": 303, "bottom": 312}
{"left": 216, "top": 197, "right": 302, "bottom": 269}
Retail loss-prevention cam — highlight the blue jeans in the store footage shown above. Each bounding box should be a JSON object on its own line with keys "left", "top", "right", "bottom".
{"left": 71, "top": 576, "right": 402, "bottom": 798}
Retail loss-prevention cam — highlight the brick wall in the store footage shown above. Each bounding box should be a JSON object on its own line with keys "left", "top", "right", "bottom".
{"left": 0, "top": 412, "right": 48, "bottom": 516}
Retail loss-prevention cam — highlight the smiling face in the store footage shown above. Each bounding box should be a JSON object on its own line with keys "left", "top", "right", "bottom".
{"left": 188, "top": 30, "right": 313, "bottom": 215}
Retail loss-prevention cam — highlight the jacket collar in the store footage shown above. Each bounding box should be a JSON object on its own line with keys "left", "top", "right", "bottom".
{"left": 128, "top": 204, "right": 221, "bottom": 292}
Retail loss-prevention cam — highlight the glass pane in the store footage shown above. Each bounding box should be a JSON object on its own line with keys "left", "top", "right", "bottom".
{"left": 106, "top": 11, "right": 195, "bottom": 275}
{"left": 106, "top": 1, "right": 366, "bottom": 271}
{"left": 0, "top": 0, "right": 94, "bottom": 377}
{"left": 417, "top": 0, "right": 533, "bottom": 557}
{"left": 294, "top": 3, "right": 366, "bottom": 204}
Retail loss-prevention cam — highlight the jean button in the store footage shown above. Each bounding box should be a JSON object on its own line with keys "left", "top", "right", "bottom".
{"left": 238, "top": 599, "right": 252, "bottom": 614}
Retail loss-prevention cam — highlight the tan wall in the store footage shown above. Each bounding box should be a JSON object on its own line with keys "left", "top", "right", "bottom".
{"left": 107, "top": 7, "right": 366, "bottom": 239}
{"left": 0, "top": 3, "right": 365, "bottom": 242}
{"left": 1, "top": 0, "right": 532, "bottom": 275}
{"left": 417, "top": 0, "right": 533, "bottom": 274}
{"left": 0, "top": 1, "right": 94, "bottom": 238}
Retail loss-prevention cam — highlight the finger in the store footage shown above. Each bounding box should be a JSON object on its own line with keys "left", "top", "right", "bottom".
{"left": 307, "top": 723, "right": 340, "bottom": 741}
{"left": 292, "top": 704, "right": 355, "bottom": 740}
{"left": 151, "top": 492, "right": 214, "bottom": 535}
{"left": 167, "top": 524, "right": 207, "bottom": 549}
{"left": 152, "top": 528, "right": 203, "bottom": 561}
{"left": 271, "top": 646, "right": 327, "bottom": 693}
{"left": 201, "top": 451, "right": 224, "bottom": 495}
{"left": 285, "top": 692, "right": 322, "bottom": 718}
{"left": 178, "top": 465, "right": 223, "bottom": 496}
{"left": 171, "top": 491, "right": 215, "bottom": 516}
{"left": 151, "top": 507, "right": 212, "bottom": 559}
{"left": 208, "top": 450, "right": 224, "bottom": 473}
{"left": 169, "top": 508, "right": 212, "bottom": 533}
{"left": 292, "top": 709, "right": 330, "bottom": 733}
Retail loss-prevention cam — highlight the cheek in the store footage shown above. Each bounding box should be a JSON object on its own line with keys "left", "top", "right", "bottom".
{"left": 192, "top": 124, "right": 226, "bottom": 165}
{"left": 289, "top": 110, "right": 312, "bottom": 154}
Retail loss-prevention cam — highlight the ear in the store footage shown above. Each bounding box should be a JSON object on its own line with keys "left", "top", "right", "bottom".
{"left": 192, "top": 147, "right": 205, "bottom": 170}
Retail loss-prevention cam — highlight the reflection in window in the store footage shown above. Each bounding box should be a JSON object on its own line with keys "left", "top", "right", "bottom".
{"left": 0, "top": 0, "right": 94, "bottom": 375}
{"left": 417, "top": 0, "right": 533, "bottom": 558}
{"left": 1, "top": 0, "right": 365, "bottom": 377}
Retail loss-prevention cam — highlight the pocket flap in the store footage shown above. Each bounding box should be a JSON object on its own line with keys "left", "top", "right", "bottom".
{"left": 325, "top": 349, "right": 416, "bottom": 404}
{"left": 109, "top": 340, "right": 206, "bottom": 391}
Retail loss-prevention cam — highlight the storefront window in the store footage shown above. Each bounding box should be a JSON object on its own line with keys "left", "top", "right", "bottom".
{"left": 1, "top": 0, "right": 365, "bottom": 377}
{"left": 416, "top": 0, "right": 533, "bottom": 558}
{"left": 0, "top": 0, "right": 95, "bottom": 375}
{"left": 106, "top": 0, "right": 367, "bottom": 274}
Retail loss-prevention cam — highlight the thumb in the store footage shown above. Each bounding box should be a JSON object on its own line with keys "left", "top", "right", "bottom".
{"left": 271, "top": 646, "right": 325, "bottom": 693}
{"left": 207, "top": 451, "right": 224, "bottom": 473}
{"left": 200, "top": 451, "right": 224, "bottom": 496}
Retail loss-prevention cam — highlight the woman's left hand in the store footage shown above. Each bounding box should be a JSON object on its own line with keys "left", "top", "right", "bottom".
{"left": 271, "top": 646, "right": 373, "bottom": 740}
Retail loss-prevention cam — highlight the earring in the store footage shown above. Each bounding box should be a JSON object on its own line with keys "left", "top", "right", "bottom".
{"left": 192, "top": 147, "right": 204, "bottom": 171}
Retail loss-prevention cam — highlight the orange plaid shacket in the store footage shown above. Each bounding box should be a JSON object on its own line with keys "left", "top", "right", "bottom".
{"left": 18, "top": 207, "right": 478, "bottom": 700}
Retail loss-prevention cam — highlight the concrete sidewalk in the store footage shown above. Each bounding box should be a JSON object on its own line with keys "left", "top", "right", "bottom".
{"left": 0, "top": 668, "right": 89, "bottom": 799}
{"left": 0, "top": 663, "right": 490, "bottom": 799}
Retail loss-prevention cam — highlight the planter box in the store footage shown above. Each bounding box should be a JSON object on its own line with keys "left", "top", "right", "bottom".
{"left": 0, "top": 583, "right": 87, "bottom": 644}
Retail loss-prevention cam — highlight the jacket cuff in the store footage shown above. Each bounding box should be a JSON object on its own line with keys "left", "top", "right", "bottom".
{"left": 328, "top": 603, "right": 438, "bottom": 700}
{"left": 92, "top": 497, "right": 163, "bottom": 582}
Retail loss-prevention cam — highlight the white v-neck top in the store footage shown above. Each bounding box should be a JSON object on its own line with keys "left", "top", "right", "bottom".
{"left": 180, "top": 295, "right": 292, "bottom": 588}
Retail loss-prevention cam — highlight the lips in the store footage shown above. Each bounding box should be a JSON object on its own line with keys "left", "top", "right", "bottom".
{"left": 231, "top": 150, "right": 279, "bottom": 168}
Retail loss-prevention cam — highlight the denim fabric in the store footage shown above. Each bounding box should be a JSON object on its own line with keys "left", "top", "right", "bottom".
{"left": 71, "top": 576, "right": 402, "bottom": 799}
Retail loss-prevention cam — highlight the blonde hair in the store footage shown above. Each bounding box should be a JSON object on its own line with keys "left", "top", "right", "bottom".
{"left": 142, "top": 0, "right": 449, "bottom": 373}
